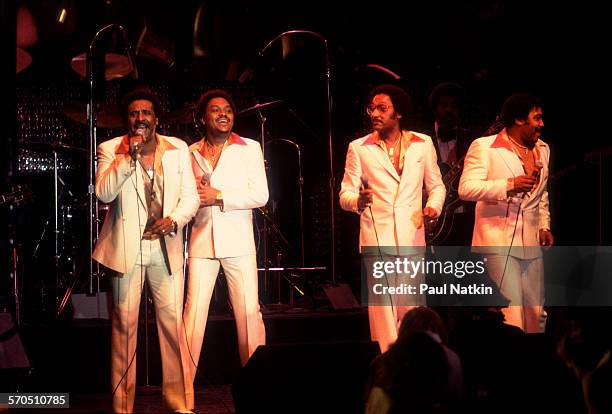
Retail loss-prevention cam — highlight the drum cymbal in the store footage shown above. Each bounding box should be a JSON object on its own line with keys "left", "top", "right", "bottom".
{"left": 162, "top": 104, "right": 196, "bottom": 124}
{"left": 63, "top": 101, "right": 123, "bottom": 129}
{"left": 22, "top": 142, "right": 87, "bottom": 153}
{"left": 16, "top": 47, "right": 32, "bottom": 74}
{"left": 238, "top": 99, "right": 286, "bottom": 117}
{"left": 70, "top": 52, "right": 132, "bottom": 81}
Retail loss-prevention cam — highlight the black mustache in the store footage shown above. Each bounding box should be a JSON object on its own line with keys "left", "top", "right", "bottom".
{"left": 135, "top": 122, "right": 149, "bottom": 129}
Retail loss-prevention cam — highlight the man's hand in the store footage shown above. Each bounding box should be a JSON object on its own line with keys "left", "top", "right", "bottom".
{"left": 198, "top": 180, "right": 221, "bottom": 207}
{"left": 128, "top": 134, "right": 144, "bottom": 160}
{"left": 423, "top": 207, "right": 439, "bottom": 234}
{"left": 423, "top": 206, "right": 439, "bottom": 220}
{"left": 507, "top": 175, "right": 538, "bottom": 197}
{"left": 143, "top": 216, "right": 176, "bottom": 240}
{"left": 357, "top": 189, "right": 373, "bottom": 211}
{"left": 539, "top": 229, "right": 554, "bottom": 249}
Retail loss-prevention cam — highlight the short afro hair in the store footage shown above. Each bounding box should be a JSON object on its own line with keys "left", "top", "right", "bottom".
{"left": 501, "top": 93, "right": 542, "bottom": 128}
{"left": 120, "top": 87, "right": 163, "bottom": 125}
{"left": 195, "top": 89, "right": 237, "bottom": 121}
{"left": 429, "top": 82, "right": 465, "bottom": 110}
{"left": 368, "top": 84, "right": 412, "bottom": 130}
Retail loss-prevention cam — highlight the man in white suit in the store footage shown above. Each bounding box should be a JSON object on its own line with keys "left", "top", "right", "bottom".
{"left": 459, "top": 93, "right": 554, "bottom": 333}
{"left": 183, "top": 89, "right": 268, "bottom": 409}
{"left": 92, "top": 88, "right": 199, "bottom": 413}
{"left": 340, "top": 84, "right": 446, "bottom": 352}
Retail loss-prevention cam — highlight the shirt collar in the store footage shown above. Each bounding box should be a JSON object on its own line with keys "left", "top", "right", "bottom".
{"left": 115, "top": 133, "right": 177, "bottom": 155}
{"left": 195, "top": 132, "right": 245, "bottom": 157}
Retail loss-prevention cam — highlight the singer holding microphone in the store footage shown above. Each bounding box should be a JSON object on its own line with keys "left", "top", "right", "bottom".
{"left": 182, "top": 89, "right": 268, "bottom": 410}
{"left": 459, "top": 93, "right": 554, "bottom": 333}
{"left": 339, "top": 84, "right": 446, "bottom": 352}
{"left": 92, "top": 87, "right": 199, "bottom": 413}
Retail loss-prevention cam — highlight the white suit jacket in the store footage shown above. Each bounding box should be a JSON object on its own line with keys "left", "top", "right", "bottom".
{"left": 92, "top": 134, "right": 199, "bottom": 275}
{"left": 339, "top": 131, "right": 446, "bottom": 251}
{"left": 458, "top": 130, "right": 551, "bottom": 258}
{"left": 188, "top": 134, "right": 269, "bottom": 258}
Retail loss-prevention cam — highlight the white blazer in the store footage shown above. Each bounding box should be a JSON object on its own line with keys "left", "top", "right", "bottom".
{"left": 458, "top": 130, "right": 551, "bottom": 258}
{"left": 92, "top": 134, "right": 199, "bottom": 275}
{"left": 188, "top": 134, "right": 269, "bottom": 258}
{"left": 339, "top": 131, "right": 446, "bottom": 251}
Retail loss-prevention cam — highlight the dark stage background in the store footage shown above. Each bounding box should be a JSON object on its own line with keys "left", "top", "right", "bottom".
{"left": 1, "top": 0, "right": 610, "bottom": 319}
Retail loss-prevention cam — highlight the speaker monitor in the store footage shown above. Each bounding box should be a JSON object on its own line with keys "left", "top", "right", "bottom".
{"left": 71, "top": 292, "right": 111, "bottom": 319}
{"left": 322, "top": 283, "right": 360, "bottom": 310}
{"left": 232, "top": 341, "right": 380, "bottom": 413}
{"left": 0, "top": 312, "right": 29, "bottom": 369}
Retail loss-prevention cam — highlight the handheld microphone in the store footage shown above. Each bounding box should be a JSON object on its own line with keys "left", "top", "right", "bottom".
{"left": 129, "top": 128, "right": 145, "bottom": 159}
{"left": 360, "top": 174, "right": 369, "bottom": 190}
{"left": 200, "top": 172, "right": 211, "bottom": 186}
{"left": 523, "top": 161, "right": 543, "bottom": 198}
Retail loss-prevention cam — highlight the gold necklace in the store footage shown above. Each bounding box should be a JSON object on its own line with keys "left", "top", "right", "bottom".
{"left": 508, "top": 135, "right": 529, "bottom": 156}
{"left": 205, "top": 140, "right": 226, "bottom": 164}
{"left": 384, "top": 132, "right": 402, "bottom": 157}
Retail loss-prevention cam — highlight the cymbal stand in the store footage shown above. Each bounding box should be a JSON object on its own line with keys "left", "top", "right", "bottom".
{"left": 56, "top": 24, "right": 138, "bottom": 317}
{"left": 260, "top": 30, "right": 335, "bottom": 282}
{"left": 87, "top": 24, "right": 138, "bottom": 295}
{"left": 256, "top": 108, "right": 270, "bottom": 296}
{"left": 265, "top": 139, "right": 305, "bottom": 266}
{"left": 53, "top": 151, "right": 60, "bottom": 305}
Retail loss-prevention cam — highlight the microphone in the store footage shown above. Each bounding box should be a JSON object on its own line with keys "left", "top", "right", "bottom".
{"left": 360, "top": 174, "right": 369, "bottom": 190}
{"left": 200, "top": 172, "right": 211, "bottom": 186}
{"left": 523, "top": 161, "right": 543, "bottom": 198}
{"left": 129, "top": 127, "right": 145, "bottom": 159}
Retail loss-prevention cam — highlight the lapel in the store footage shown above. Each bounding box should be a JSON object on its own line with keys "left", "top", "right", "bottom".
{"left": 159, "top": 136, "right": 179, "bottom": 216}
{"left": 398, "top": 132, "right": 424, "bottom": 190}
{"left": 212, "top": 133, "right": 244, "bottom": 175}
{"left": 523, "top": 140, "right": 548, "bottom": 203}
{"left": 115, "top": 136, "right": 147, "bottom": 211}
{"left": 491, "top": 130, "right": 525, "bottom": 177}
{"left": 364, "top": 133, "right": 400, "bottom": 183}
{"left": 191, "top": 140, "right": 208, "bottom": 175}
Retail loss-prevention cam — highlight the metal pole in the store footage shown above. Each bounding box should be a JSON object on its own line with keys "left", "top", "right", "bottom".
{"left": 323, "top": 39, "right": 336, "bottom": 284}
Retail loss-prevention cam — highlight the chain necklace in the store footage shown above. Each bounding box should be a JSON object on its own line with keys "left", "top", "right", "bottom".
{"left": 383, "top": 132, "right": 402, "bottom": 157}
{"left": 508, "top": 135, "right": 530, "bottom": 157}
{"left": 205, "top": 139, "right": 227, "bottom": 167}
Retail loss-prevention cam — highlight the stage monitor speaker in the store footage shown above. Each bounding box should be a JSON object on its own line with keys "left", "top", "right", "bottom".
{"left": 232, "top": 341, "right": 380, "bottom": 413}
{"left": 71, "top": 292, "right": 111, "bottom": 319}
{"left": 322, "top": 283, "right": 360, "bottom": 310}
{"left": 0, "top": 312, "right": 29, "bottom": 369}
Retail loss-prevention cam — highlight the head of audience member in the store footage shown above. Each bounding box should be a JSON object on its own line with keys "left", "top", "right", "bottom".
{"left": 398, "top": 306, "right": 449, "bottom": 345}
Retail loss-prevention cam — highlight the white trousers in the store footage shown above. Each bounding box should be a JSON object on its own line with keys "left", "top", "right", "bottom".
{"left": 183, "top": 255, "right": 265, "bottom": 409}
{"left": 484, "top": 254, "right": 546, "bottom": 333}
{"left": 364, "top": 253, "right": 425, "bottom": 353}
{"left": 110, "top": 239, "right": 190, "bottom": 413}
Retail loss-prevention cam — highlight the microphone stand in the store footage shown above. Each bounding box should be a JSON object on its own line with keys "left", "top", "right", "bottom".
{"left": 258, "top": 30, "right": 336, "bottom": 283}
{"left": 265, "top": 138, "right": 305, "bottom": 266}
{"left": 255, "top": 108, "right": 270, "bottom": 298}
{"left": 87, "top": 24, "right": 138, "bottom": 296}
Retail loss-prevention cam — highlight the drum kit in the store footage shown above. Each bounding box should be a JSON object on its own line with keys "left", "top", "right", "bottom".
{"left": 13, "top": 28, "right": 336, "bottom": 320}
